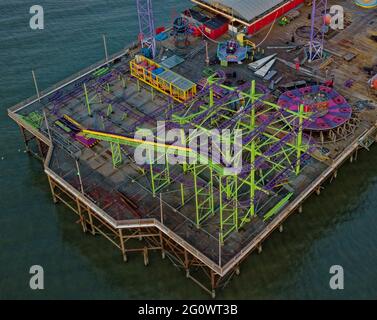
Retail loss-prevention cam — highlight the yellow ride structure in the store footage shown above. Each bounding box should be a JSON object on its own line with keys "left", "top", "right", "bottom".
{"left": 130, "top": 55, "right": 197, "bottom": 102}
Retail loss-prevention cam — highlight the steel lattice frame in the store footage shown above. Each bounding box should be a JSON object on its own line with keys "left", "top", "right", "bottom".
{"left": 168, "top": 78, "right": 312, "bottom": 242}
{"left": 136, "top": 0, "right": 156, "bottom": 58}
{"left": 84, "top": 74, "right": 315, "bottom": 244}
{"left": 309, "top": 0, "right": 328, "bottom": 61}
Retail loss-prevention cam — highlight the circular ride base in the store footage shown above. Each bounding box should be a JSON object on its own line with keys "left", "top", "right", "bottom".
{"left": 278, "top": 85, "right": 357, "bottom": 143}
{"left": 217, "top": 42, "right": 248, "bottom": 64}
{"left": 354, "top": 0, "right": 377, "bottom": 9}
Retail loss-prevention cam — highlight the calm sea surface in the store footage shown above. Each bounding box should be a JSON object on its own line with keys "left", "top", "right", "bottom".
{"left": 0, "top": 0, "right": 376, "bottom": 299}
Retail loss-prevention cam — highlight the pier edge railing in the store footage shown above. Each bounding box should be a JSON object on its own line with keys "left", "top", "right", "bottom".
{"left": 9, "top": 41, "right": 139, "bottom": 114}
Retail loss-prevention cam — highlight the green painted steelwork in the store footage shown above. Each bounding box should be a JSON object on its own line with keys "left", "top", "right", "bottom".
{"left": 263, "top": 193, "right": 293, "bottom": 221}
{"left": 22, "top": 111, "right": 44, "bottom": 129}
{"left": 83, "top": 74, "right": 313, "bottom": 244}
{"left": 110, "top": 142, "right": 122, "bottom": 167}
{"left": 84, "top": 83, "right": 91, "bottom": 116}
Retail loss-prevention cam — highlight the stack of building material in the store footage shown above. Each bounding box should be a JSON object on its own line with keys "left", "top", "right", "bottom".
{"left": 248, "top": 54, "right": 277, "bottom": 79}
{"left": 248, "top": 54, "right": 276, "bottom": 71}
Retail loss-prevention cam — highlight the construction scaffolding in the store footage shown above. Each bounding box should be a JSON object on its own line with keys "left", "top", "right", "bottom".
{"left": 83, "top": 72, "right": 313, "bottom": 243}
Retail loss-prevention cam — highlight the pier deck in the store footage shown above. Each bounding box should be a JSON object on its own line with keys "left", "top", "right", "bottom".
{"left": 7, "top": 1, "right": 377, "bottom": 296}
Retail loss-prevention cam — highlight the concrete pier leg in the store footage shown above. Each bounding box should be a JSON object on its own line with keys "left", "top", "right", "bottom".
{"left": 20, "top": 126, "right": 30, "bottom": 153}
{"left": 119, "top": 229, "right": 127, "bottom": 262}
{"left": 298, "top": 205, "right": 303, "bottom": 214}
{"left": 159, "top": 231, "right": 165, "bottom": 259}
{"left": 258, "top": 244, "right": 263, "bottom": 254}
{"left": 279, "top": 224, "right": 284, "bottom": 233}
{"left": 76, "top": 199, "right": 87, "bottom": 233}
{"left": 143, "top": 247, "right": 149, "bottom": 266}
{"left": 47, "top": 176, "right": 58, "bottom": 204}
{"left": 210, "top": 271, "right": 217, "bottom": 299}
{"left": 88, "top": 211, "right": 96, "bottom": 236}
{"left": 235, "top": 266, "right": 240, "bottom": 276}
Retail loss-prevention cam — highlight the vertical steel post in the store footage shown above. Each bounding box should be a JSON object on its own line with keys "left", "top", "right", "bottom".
{"left": 103, "top": 34, "right": 109, "bottom": 62}
{"left": 32, "top": 70, "right": 40, "bottom": 101}
{"left": 309, "top": 0, "right": 328, "bottom": 61}
{"left": 250, "top": 80, "right": 256, "bottom": 218}
{"left": 193, "top": 164, "right": 200, "bottom": 228}
{"left": 76, "top": 159, "right": 85, "bottom": 194}
{"left": 296, "top": 104, "right": 304, "bottom": 175}
{"left": 84, "top": 83, "right": 91, "bottom": 116}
